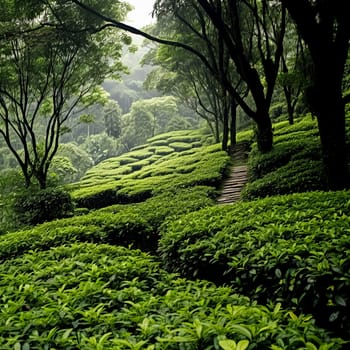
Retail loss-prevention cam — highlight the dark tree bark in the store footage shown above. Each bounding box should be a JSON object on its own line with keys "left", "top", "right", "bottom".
{"left": 197, "top": 0, "right": 286, "bottom": 153}
{"left": 229, "top": 99, "right": 237, "bottom": 151}
{"left": 282, "top": 0, "right": 350, "bottom": 189}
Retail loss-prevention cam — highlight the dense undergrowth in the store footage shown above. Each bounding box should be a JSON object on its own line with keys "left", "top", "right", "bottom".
{"left": 0, "top": 244, "right": 342, "bottom": 349}
{"left": 159, "top": 190, "right": 350, "bottom": 340}
{"left": 1, "top": 119, "right": 349, "bottom": 349}
{"left": 242, "top": 117, "right": 325, "bottom": 199}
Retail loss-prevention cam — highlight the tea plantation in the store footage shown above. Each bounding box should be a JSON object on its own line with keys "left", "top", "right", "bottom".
{"left": 1, "top": 120, "right": 349, "bottom": 349}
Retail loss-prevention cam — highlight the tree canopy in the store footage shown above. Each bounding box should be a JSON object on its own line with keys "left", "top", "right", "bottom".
{"left": 71, "top": 0, "right": 349, "bottom": 189}
{"left": 0, "top": 0, "right": 131, "bottom": 189}
{"left": 1, "top": 0, "right": 349, "bottom": 190}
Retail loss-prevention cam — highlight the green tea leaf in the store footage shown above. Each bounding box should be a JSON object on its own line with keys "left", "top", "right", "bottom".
{"left": 62, "top": 328, "right": 73, "bottom": 340}
{"left": 335, "top": 295, "right": 347, "bottom": 307}
{"left": 288, "top": 311, "right": 298, "bottom": 321}
{"left": 219, "top": 339, "right": 237, "bottom": 350}
{"left": 237, "top": 340, "right": 249, "bottom": 350}
{"left": 306, "top": 342, "right": 318, "bottom": 350}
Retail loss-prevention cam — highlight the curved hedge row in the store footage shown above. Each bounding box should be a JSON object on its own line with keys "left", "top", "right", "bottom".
{"left": 0, "top": 186, "right": 216, "bottom": 261}
{"left": 159, "top": 190, "right": 350, "bottom": 340}
{"left": 73, "top": 143, "right": 229, "bottom": 209}
{"left": 243, "top": 117, "right": 325, "bottom": 199}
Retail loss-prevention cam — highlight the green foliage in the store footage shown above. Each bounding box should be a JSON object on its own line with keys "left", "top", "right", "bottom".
{"left": 117, "top": 96, "right": 196, "bottom": 151}
{"left": 12, "top": 187, "right": 74, "bottom": 226}
{"left": 0, "top": 243, "right": 343, "bottom": 349}
{"left": 0, "top": 0, "right": 130, "bottom": 189}
{"left": 243, "top": 117, "right": 324, "bottom": 199}
{"left": 159, "top": 190, "right": 350, "bottom": 339}
{"left": 0, "top": 169, "right": 27, "bottom": 233}
{"left": 55, "top": 142, "right": 94, "bottom": 182}
{"left": 168, "top": 141, "right": 193, "bottom": 151}
{"left": 81, "top": 133, "right": 123, "bottom": 164}
{"left": 72, "top": 130, "right": 227, "bottom": 209}
{"left": 0, "top": 121, "right": 349, "bottom": 347}
{"left": 0, "top": 186, "right": 216, "bottom": 259}
{"left": 154, "top": 146, "right": 174, "bottom": 155}
{"left": 49, "top": 156, "right": 78, "bottom": 184}
{"left": 242, "top": 159, "right": 325, "bottom": 199}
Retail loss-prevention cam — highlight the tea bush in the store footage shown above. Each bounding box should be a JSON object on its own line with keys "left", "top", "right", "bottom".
{"left": 159, "top": 190, "right": 350, "bottom": 339}
{"left": 0, "top": 243, "right": 343, "bottom": 349}
{"left": 0, "top": 186, "right": 216, "bottom": 260}
{"left": 242, "top": 158, "right": 325, "bottom": 199}
{"left": 244, "top": 117, "right": 325, "bottom": 199}
{"left": 73, "top": 140, "right": 229, "bottom": 209}
{"left": 12, "top": 187, "right": 74, "bottom": 226}
{"left": 247, "top": 137, "right": 320, "bottom": 181}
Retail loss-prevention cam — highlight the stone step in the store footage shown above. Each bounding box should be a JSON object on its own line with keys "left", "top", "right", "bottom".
{"left": 217, "top": 142, "right": 250, "bottom": 205}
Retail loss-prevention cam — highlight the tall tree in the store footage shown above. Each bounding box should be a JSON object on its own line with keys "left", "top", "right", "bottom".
{"left": 281, "top": 0, "right": 350, "bottom": 189}
{"left": 145, "top": 4, "right": 240, "bottom": 150}
{"left": 70, "top": 0, "right": 286, "bottom": 152}
{"left": 63, "top": 0, "right": 349, "bottom": 190}
{"left": 0, "top": 0, "right": 129, "bottom": 189}
{"left": 191, "top": 0, "right": 286, "bottom": 152}
{"left": 278, "top": 22, "right": 309, "bottom": 125}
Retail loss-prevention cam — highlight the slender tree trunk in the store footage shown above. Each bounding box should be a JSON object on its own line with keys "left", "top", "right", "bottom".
{"left": 283, "top": 86, "right": 294, "bottom": 125}
{"left": 229, "top": 100, "right": 237, "bottom": 151}
{"left": 214, "top": 118, "right": 220, "bottom": 144}
{"left": 221, "top": 95, "right": 229, "bottom": 151}
{"left": 34, "top": 169, "right": 47, "bottom": 190}
{"left": 256, "top": 110, "right": 273, "bottom": 153}
{"left": 24, "top": 174, "right": 32, "bottom": 189}
{"left": 222, "top": 119, "right": 229, "bottom": 151}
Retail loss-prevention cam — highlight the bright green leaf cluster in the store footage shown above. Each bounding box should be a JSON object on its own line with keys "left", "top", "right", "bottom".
{"left": 0, "top": 243, "right": 343, "bottom": 349}
{"left": 159, "top": 190, "right": 350, "bottom": 340}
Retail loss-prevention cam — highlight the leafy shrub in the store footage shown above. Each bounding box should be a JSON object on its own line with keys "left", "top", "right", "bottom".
{"left": 248, "top": 135, "right": 320, "bottom": 181}
{"left": 236, "top": 129, "right": 254, "bottom": 143}
{"left": 244, "top": 117, "right": 325, "bottom": 199}
{"left": 272, "top": 116, "right": 317, "bottom": 136}
{"left": 76, "top": 186, "right": 129, "bottom": 211}
{"left": 119, "top": 156, "right": 138, "bottom": 165}
{"left": 12, "top": 187, "right": 74, "bottom": 226}
{"left": 154, "top": 145, "right": 174, "bottom": 155}
{"left": 159, "top": 190, "right": 350, "bottom": 340}
{"left": 0, "top": 170, "right": 27, "bottom": 233}
{"left": 73, "top": 141, "right": 229, "bottom": 209}
{"left": 149, "top": 139, "right": 169, "bottom": 146}
{"left": 168, "top": 141, "right": 193, "bottom": 151}
{"left": 242, "top": 158, "right": 325, "bottom": 199}
{"left": 0, "top": 243, "right": 343, "bottom": 349}
{"left": 0, "top": 186, "right": 216, "bottom": 260}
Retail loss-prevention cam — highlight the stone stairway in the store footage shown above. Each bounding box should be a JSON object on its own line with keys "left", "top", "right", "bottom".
{"left": 217, "top": 142, "right": 249, "bottom": 204}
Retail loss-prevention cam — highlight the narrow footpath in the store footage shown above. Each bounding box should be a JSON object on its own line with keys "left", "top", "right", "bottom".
{"left": 217, "top": 142, "right": 249, "bottom": 204}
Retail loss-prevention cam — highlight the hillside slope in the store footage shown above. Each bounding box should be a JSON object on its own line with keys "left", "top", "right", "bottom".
{"left": 0, "top": 121, "right": 349, "bottom": 349}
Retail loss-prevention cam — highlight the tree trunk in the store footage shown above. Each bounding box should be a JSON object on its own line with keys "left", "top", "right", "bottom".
{"left": 221, "top": 97, "right": 229, "bottom": 151}
{"left": 281, "top": 0, "right": 350, "bottom": 189}
{"left": 255, "top": 111, "right": 273, "bottom": 153}
{"left": 222, "top": 120, "right": 229, "bottom": 151}
{"left": 36, "top": 171, "right": 47, "bottom": 190}
{"left": 312, "top": 72, "right": 349, "bottom": 190}
{"left": 214, "top": 118, "right": 220, "bottom": 144}
{"left": 229, "top": 100, "right": 237, "bottom": 151}
{"left": 283, "top": 86, "right": 294, "bottom": 125}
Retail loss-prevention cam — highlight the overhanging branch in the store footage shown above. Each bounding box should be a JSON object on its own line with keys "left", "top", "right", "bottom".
{"left": 70, "top": 0, "right": 215, "bottom": 75}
